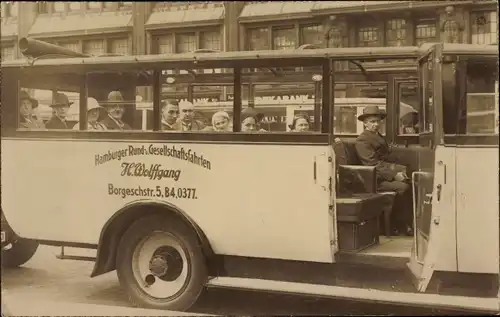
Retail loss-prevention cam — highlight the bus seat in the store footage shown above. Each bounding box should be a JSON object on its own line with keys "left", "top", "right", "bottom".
{"left": 334, "top": 138, "right": 394, "bottom": 239}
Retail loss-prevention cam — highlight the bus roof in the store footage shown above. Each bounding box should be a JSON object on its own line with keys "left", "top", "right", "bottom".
{"left": 2, "top": 43, "right": 496, "bottom": 72}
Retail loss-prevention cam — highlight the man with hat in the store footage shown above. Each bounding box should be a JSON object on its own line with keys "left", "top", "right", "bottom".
{"left": 177, "top": 100, "right": 205, "bottom": 131}
{"left": 100, "top": 91, "right": 132, "bottom": 130}
{"left": 46, "top": 92, "right": 72, "bottom": 129}
{"left": 354, "top": 106, "right": 413, "bottom": 236}
{"left": 19, "top": 91, "right": 45, "bottom": 129}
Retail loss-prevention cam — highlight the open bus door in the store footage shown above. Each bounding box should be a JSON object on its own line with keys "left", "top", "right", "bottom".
{"left": 407, "top": 44, "right": 445, "bottom": 292}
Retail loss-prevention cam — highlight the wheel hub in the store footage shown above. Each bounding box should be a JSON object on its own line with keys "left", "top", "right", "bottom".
{"left": 149, "top": 255, "right": 169, "bottom": 277}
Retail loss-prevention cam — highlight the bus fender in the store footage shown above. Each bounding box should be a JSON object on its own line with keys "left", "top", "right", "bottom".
{"left": 90, "top": 200, "right": 217, "bottom": 278}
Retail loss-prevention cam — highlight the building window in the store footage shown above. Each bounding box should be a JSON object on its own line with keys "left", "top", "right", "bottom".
{"left": 386, "top": 19, "right": 406, "bottom": 46}
{"left": 1, "top": 3, "right": 6, "bottom": 18}
{"left": 358, "top": 25, "right": 379, "bottom": 47}
{"left": 103, "top": 2, "right": 115, "bottom": 9}
{"left": 247, "top": 27, "right": 269, "bottom": 51}
{"left": 53, "top": 2, "right": 66, "bottom": 13}
{"left": 118, "top": 2, "right": 133, "bottom": 9}
{"left": 200, "top": 31, "right": 221, "bottom": 51}
{"left": 301, "top": 24, "right": 323, "bottom": 46}
{"left": 415, "top": 18, "right": 437, "bottom": 46}
{"left": 38, "top": 2, "right": 49, "bottom": 14}
{"left": 272, "top": 27, "right": 296, "bottom": 50}
{"left": 1, "top": 46, "right": 15, "bottom": 61}
{"left": 83, "top": 40, "right": 105, "bottom": 56}
{"left": 8, "top": 2, "right": 18, "bottom": 17}
{"left": 176, "top": 33, "right": 197, "bottom": 53}
{"left": 471, "top": 11, "right": 497, "bottom": 45}
{"left": 69, "top": 2, "right": 81, "bottom": 11}
{"left": 88, "top": 2, "right": 101, "bottom": 10}
{"left": 109, "top": 38, "right": 129, "bottom": 55}
{"left": 155, "top": 35, "right": 174, "bottom": 54}
{"left": 58, "top": 41, "right": 80, "bottom": 53}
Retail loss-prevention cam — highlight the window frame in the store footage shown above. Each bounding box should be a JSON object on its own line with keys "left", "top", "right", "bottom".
{"left": 2, "top": 58, "right": 334, "bottom": 145}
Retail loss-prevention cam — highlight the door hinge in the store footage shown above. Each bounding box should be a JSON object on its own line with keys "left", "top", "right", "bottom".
{"left": 330, "top": 239, "right": 336, "bottom": 246}
{"left": 328, "top": 204, "right": 334, "bottom": 215}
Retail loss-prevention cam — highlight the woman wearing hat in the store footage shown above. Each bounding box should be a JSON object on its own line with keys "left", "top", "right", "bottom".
{"left": 45, "top": 92, "right": 72, "bottom": 129}
{"left": 19, "top": 91, "right": 45, "bottom": 129}
{"left": 100, "top": 91, "right": 132, "bottom": 130}
{"left": 72, "top": 98, "right": 107, "bottom": 131}
{"left": 354, "top": 105, "right": 413, "bottom": 236}
{"left": 289, "top": 113, "right": 311, "bottom": 132}
{"left": 204, "top": 111, "right": 232, "bottom": 132}
{"left": 241, "top": 107, "right": 266, "bottom": 132}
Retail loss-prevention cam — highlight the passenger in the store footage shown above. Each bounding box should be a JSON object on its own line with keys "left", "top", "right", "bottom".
{"left": 289, "top": 113, "right": 311, "bottom": 132}
{"left": 161, "top": 99, "right": 181, "bottom": 131}
{"left": 100, "top": 91, "right": 132, "bottom": 130}
{"left": 45, "top": 92, "right": 72, "bottom": 129}
{"left": 241, "top": 107, "right": 266, "bottom": 132}
{"left": 205, "top": 111, "right": 231, "bottom": 132}
{"left": 177, "top": 101, "right": 205, "bottom": 131}
{"left": 72, "top": 98, "right": 107, "bottom": 131}
{"left": 19, "top": 91, "right": 45, "bottom": 129}
{"left": 354, "top": 106, "right": 413, "bottom": 236}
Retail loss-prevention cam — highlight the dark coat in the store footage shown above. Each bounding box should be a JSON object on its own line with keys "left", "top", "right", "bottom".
{"left": 100, "top": 115, "right": 132, "bottom": 130}
{"left": 45, "top": 116, "right": 69, "bottom": 129}
{"left": 177, "top": 119, "right": 205, "bottom": 131}
{"left": 19, "top": 116, "right": 46, "bottom": 129}
{"left": 355, "top": 130, "right": 404, "bottom": 182}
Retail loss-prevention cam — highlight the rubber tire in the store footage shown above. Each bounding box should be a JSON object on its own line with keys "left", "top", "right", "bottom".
{"left": 116, "top": 214, "right": 207, "bottom": 311}
{"left": 1, "top": 238, "right": 39, "bottom": 268}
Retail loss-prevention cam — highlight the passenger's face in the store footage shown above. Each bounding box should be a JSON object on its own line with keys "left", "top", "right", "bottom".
{"left": 294, "top": 118, "right": 310, "bottom": 132}
{"left": 241, "top": 117, "right": 257, "bottom": 132}
{"left": 19, "top": 99, "right": 33, "bottom": 117}
{"left": 162, "top": 104, "right": 179, "bottom": 124}
{"left": 364, "top": 116, "right": 382, "bottom": 132}
{"left": 180, "top": 105, "right": 195, "bottom": 123}
{"left": 107, "top": 104, "right": 125, "bottom": 119}
{"left": 88, "top": 108, "right": 100, "bottom": 123}
{"left": 213, "top": 117, "right": 229, "bottom": 131}
{"left": 54, "top": 105, "right": 70, "bottom": 119}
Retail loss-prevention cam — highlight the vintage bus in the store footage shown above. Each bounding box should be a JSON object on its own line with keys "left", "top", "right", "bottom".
{"left": 1, "top": 39, "right": 498, "bottom": 313}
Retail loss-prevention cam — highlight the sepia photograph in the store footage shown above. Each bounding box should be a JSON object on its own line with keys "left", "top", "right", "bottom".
{"left": 1, "top": 1, "right": 499, "bottom": 316}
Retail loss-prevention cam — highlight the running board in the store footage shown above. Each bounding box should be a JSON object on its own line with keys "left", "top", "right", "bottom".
{"left": 56, "top": 246, "right": 96, "bottom": 262}
{"left": 56, "top": 254, "right": 96, "bottom": 262}
{"left": 206, "top": 277, "right": 499, "bottom": 313}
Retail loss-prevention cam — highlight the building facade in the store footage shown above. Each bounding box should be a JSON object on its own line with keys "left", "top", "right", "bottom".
{"left": 1, "top": 1, "right": 497, "bottom": 103}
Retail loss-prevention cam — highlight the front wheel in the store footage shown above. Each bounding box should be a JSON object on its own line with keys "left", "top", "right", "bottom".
{"left": 116, "top": 215, "right": 207, "bottom": 311}
{"left": 2, "top": 238, "right": 39, "bottom": 268}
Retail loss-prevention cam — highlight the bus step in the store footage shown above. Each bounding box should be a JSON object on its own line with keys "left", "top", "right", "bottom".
{"left": 56, "top": 254, "right": 96, "bottom": 262}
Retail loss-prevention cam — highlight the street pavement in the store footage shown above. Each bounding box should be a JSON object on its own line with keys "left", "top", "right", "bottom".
{"left": 1, "top": 246, "right": 472, "bottom": 316}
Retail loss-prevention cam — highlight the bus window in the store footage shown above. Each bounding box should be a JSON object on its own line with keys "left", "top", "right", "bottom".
{"left": 334, "top": 81, "right": 388, "bottom": 136}
{"left": 460, "top": 57, "right": 498, "bottom": 135}
{"left": 241, "top": 66, "right": 322, "bottom": 133}
{"left": 85, "top": 71, "right": 152, "bottom": 131}
{"left": 19, "top": 73, "right": 80, "bottom": 131}
{"left": 398, "top": 83, "right": 419, "bottom": 135}
{"left": 159, "top": 68, "right": 236, "bottom": 132}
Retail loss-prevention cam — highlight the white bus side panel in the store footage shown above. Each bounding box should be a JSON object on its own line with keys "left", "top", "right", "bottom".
{"left": 455, "top": 147, "right": 499, "bottom": 274}
{"left": 1, "top": 139, "right": 334, "bottom": 263}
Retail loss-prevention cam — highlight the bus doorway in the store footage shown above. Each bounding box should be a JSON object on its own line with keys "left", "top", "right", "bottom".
{"left": 407, "top": 44, "right": 446, "bottom": 292}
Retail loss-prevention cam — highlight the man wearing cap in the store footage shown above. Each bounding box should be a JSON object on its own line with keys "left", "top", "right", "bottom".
{"left": 72, "top": 98, "right": 107, "bottom": 131}
{"left": 354, "top": 106, "right": 413, "bottom": 236}
{"left": 177, "top": 101, "right": 205, "bottom": 131}
{"left": 19, "top": 91, "right": 45, "bottom": 129}
{"left": 100, "top": 91, "right": 132, "bottom": 130}
{"left": 45, "top": 92, "right": 72, "bottom": 129}
{"left": 161, "top": 99, "right": 182, "bottom": 131}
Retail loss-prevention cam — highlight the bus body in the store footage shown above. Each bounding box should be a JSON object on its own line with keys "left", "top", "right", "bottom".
{"left": 1, "top": 40, "right": 499, "bottom": 313}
